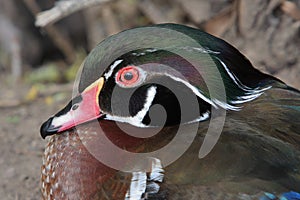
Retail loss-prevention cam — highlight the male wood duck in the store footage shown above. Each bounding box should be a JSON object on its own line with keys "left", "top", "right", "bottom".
{"left": 40, "top": 24, "right": 300, "bottom": 200}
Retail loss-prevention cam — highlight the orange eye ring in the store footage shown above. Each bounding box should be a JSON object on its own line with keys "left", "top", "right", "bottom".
{"left": 116, "top": 66, "right": 140, "bottom": 87}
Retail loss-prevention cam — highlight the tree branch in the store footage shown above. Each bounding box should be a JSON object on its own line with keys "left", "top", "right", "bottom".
{"left": 35, "top": 0, "right": 112, "bottom": 27}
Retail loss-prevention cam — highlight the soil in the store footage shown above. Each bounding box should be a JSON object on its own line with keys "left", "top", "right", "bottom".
{"left": 0, "top": 83, "right": 70, "bottom": 199}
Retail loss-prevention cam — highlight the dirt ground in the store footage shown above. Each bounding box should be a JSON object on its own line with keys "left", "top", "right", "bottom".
{"left": 0, "top": 83, "right": 71, "bottom": 199}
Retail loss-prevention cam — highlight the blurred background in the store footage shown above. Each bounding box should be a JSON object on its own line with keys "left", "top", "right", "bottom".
{"left": 0, "top": 0, "right": 299, "bottom": 199}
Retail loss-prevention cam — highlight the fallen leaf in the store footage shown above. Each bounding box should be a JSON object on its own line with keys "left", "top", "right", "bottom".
{"left": 45, "top": 96, "right": 54, "bottom": 105}
{"left": 25, "top": 85, "right": 38, "bottom": 101}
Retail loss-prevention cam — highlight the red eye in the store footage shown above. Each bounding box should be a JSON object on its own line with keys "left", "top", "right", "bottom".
{"left": 116, "top": 66, "right": 140, "bottom": 87}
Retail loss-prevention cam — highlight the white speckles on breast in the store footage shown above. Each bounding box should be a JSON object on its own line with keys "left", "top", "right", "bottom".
{"left": 41, "top": 134, "right": 65, "bottom": 200}
{"left": 45, "top": 175, "right": 50, "bottom": 183}
{"left": 51, "top": 171, "right": 55, "bottom": 179}
{"left": 72, "top": 134, "right": 77, "bottom": 141}
{"left": 41, "top": 129, "right": 125, "bottom": 200}
{"left": 45, "top": 163, "right": 51, "bottom": 171}
{"left": 42, "top": 168, "right": 46, "bottom": 175}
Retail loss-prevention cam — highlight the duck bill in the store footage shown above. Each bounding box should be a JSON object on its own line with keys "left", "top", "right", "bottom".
{"left": 40, "top": 77, "right": 105, "bottom": 139}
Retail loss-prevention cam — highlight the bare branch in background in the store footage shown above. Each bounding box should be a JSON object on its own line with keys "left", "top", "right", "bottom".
{"left": 36, "top": 0, "right": 113, "bottom": 27}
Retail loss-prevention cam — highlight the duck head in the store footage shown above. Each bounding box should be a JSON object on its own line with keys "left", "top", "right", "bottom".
{"left": 40, "top": 23, "right": 280, "bottom": 139}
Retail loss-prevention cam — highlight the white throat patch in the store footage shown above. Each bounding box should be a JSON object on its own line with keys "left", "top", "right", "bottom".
{"left": 104, "top": 86, "right": 157, "bottom": 127}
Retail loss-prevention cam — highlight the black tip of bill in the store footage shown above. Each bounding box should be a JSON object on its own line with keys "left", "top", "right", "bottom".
{"left": 40, "top": 117, "right": 60, "bottom": 139}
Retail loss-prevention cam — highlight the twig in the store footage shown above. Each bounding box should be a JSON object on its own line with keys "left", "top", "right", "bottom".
{"left": 35, "top": 0, "right": 113, "bottom": 27}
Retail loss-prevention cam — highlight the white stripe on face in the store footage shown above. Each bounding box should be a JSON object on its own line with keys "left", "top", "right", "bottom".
{"left": 164, "top": 74, "right": 217, "bottom": 108}
{"left": 217, "top": 58, "right": 272, "bottom": 105}
{"left": 103, "top": 59, "right": 123, "bottom": 80}
{"left": 104, "top": 86, "right": 157, "bottom": 127}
